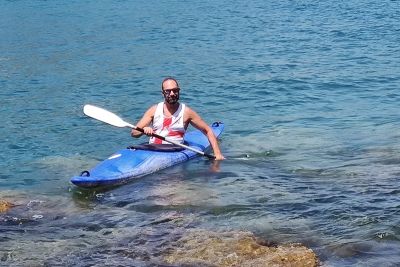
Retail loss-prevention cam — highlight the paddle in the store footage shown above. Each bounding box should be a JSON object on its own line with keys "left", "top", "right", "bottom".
{"left": 83, "top": 104, "right": 216, "bottom": 159}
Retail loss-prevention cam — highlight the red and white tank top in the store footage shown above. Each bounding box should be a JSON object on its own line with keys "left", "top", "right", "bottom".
{"left": 149, "top": 102, "right": 186, "bottom": 144}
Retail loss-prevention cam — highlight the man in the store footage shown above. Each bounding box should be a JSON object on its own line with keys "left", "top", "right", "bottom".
{"left": 131, "top": 77, "right": 225, "bottom": 160}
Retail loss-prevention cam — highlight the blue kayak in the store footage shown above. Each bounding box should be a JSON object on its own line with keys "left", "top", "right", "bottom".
{"left": 71, "top": 122, "right": 224, "bottom": 188}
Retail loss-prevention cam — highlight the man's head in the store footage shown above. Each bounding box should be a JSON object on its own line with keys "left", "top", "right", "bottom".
{"left": 161, "top": 77, "right": 180, "bottom": 105}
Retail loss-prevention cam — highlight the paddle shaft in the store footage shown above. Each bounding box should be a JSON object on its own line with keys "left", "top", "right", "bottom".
{"left": 131, "top": 125, "right": 216, "bottom": 159}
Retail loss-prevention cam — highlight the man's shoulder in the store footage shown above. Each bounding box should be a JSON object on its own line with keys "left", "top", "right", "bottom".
{"left": 182, "top": 103, "right": 192, "bottom": 112}
{"left": 183, "top": 104, "right": 199, "bottom": 118}
{"left": 152, "top": 102, "right": 165, "bottom": 108}
{"left": 148, "top": 104, "right": 158, "bottom": 110}
{"left": 144, "top": 104, "right": 158, "bottom": 115}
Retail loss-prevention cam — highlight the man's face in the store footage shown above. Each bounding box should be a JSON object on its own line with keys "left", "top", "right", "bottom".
{"left": 162, "top": 80, "right": 180, "bottom": 104}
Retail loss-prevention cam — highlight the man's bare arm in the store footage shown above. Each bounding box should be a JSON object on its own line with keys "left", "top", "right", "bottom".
{"left": 187, "top": 107, "right": 224, "bottom": 160}
{"left": 131, "top": 105, "right": 156, "bottom": 138}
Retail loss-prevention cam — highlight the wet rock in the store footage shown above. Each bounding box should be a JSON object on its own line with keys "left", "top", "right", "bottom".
{"left": 164, "top": 230, "right": 318, "bottom": 267}
{"left": 0, "top": 200, "right": 14, "bottom": 213}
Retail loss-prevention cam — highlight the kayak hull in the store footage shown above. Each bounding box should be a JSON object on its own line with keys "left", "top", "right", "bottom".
{"left": 71, "top": 122, "right": 224, "bottom": 188}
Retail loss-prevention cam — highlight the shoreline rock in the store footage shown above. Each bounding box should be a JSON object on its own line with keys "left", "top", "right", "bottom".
{"left": 164, "top": 230, "right": 319, "bottom": 267}
{"left": 0, "top": 200, "right": 14, "bottom": 213}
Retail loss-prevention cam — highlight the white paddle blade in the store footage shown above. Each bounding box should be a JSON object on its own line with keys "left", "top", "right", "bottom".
{"left": 83, "top": 105, "right": 134, "bottom": 128}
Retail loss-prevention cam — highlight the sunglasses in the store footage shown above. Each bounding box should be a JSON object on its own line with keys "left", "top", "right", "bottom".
{"left": 163, "top": 88, "right": 180, "bottom": 94}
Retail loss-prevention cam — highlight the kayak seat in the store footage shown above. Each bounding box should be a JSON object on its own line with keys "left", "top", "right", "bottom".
{"left": 127, "top": 143, "right": 187, "bottom": 152}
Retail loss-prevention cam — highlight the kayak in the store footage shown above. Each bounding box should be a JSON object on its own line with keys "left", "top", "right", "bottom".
{"left": 71, "top": 122, "right": 224, "bottom": 188}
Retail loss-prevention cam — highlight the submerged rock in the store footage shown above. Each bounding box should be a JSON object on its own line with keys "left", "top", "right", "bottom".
{"left": 164, "top": 230, "right": 318, "bottom": 267}
{"left": 0, "top": 200, "right": 14, "bottom": 213}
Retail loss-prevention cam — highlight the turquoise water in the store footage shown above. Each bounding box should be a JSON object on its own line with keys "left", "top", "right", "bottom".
{"left": 1, "top": 0, "right": 400, "bottom": 266}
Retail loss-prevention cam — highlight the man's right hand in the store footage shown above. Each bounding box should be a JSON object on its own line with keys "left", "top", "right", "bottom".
{"left": 142, "top": 126, "right": 154, "bottom": 136}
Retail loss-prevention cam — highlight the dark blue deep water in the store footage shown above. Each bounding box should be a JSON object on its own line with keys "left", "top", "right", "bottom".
{"left": 1, "top": 1, "right": 400, "bottom": 266}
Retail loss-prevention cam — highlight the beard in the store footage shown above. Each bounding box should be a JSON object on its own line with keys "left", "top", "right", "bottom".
{"left": 164, "top": 93, "right": 179, "bottom": 104}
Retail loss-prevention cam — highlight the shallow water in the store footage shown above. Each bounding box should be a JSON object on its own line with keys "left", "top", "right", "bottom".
{"left": 1, "top": 0, "right": 400, "bottom": 266}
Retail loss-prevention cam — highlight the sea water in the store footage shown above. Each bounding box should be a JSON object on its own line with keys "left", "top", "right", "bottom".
{"left": 1, "top": 0, "right": 399, "bottom": 266}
